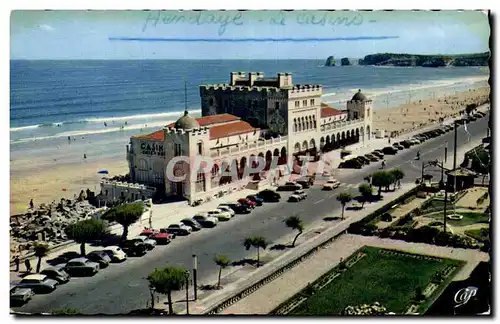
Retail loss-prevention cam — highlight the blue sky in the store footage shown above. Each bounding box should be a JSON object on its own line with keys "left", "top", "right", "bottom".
{"left": 10, "top": 10, "right": 490, "bottom": 59}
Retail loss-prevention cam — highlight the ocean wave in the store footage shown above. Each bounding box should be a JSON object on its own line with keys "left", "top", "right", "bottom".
{"left": 10, "top": 109, "right": 202, "bottom": 133}
{"left": 11, "top": 120, "right": 177, "bottom": 144}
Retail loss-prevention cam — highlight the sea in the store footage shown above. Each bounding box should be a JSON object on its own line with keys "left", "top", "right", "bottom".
{"left": 10, "top": 59, "right": 489, "bottom": 174}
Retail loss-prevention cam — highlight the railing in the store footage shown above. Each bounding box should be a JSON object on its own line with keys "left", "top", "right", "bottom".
{"left": 210, "top": 136, "right": 288, "bottom": 158}
{"left": 320, "top": 119, "right": 364, "bottom": 132}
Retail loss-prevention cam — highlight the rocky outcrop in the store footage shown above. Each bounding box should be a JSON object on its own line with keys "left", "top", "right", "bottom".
{"left": 325, "top": 56, "right": 336, "bottom": 66}
{"left": 10, "top": 194, "right": 99, "bottom": 253}
{"left": 341, "top": 302, "right": 389, "bottom": 315}
{"left": 357, "top": 52, "right": 489, "bottom": 67}
{"left": 341, "top": 58, "right": 351, "bottom": 66}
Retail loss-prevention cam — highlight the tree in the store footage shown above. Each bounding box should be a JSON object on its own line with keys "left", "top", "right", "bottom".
{"left": 336, "top": 192, "right": 353, "bottom": 220}
{"left": 243, "top": 236, "right": 269, "bottom": 267}
{"left": 465, "top": 103, "right": 477, "bottom": 115}
{"left": 65, "top": 219, "right": 107, "bottom": 256}
{"left": 214, "top": 255, "right": 230, "bottom": 289}
{"left": 33, "top": 242, "right": 49, "bottom": 273}
{"left": 102, "top": 202, "right": 144, "bottom": 242}
{"left": 371, "top": 171, "right": 394, "bottom": 197}
{"left": 389, "top": 168, "right": 405, "bottom": 189}
{"left": 358, "top": 183, "right": 373, "bottom": 207}
{"left": 147, "top": 266, "right": 187, "bottom": 314}
{"left": 470, "top": 148, "right": 490, "bottom": 175}
{"left": 284, "top": 215, "right": 304, "bottom": 247}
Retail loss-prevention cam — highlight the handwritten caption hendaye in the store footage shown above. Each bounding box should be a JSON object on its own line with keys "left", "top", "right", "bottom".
{"left": 142, "top": 11, "right": 366, "bottom": 36}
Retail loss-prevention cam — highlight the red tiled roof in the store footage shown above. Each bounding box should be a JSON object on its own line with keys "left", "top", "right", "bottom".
{"left": 166, "top": 113, "right": 240, "bottom": 128}
{"left": 209, "top": 120, "right": 257, "bottom": 140}
{"left": 320, "top": 103, "right": 345, "bottom": 118}
{"left": 135, "top": 129, "right": 164, "bottom": 141}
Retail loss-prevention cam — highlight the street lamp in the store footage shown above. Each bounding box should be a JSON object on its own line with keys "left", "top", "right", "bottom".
{"left": 192, "top": 254, "right": 198, "bottom": 300}
{"left": 444, "top": 141, "right": 448, "bottom": 164}
{"left": 184, "top": 270, "right": 190, "bottom": 315}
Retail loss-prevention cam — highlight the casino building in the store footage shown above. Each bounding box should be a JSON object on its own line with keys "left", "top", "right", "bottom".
{"left": 124, "top": 72, "right": 373, "bottom": 203}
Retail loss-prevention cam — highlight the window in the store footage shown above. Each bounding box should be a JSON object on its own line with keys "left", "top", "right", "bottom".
{"left": 209, "top": 98, "right": 214, "bottom": 106}
{"left": 275, "top": 102, "right": 280, "bottom": 110}
{"left": 174, "top": 143, "right": 182, "bottom": 156}
{"left": 303, "top": 100, "right": 307, "bottom": 107}
{"left": 310, "top": 99, "right": 315, "bottom": 106}
{"left": 295, "top": 101, "right": 300, "bottom": 108}
{"left": 354, "top": 112, "right": 359, "bottom": 119}
{"left": 197, "top": 142, "right": 203, "bottom": 155}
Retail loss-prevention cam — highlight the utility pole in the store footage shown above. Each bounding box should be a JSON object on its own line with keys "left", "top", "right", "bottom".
{"left": 192, "top": 255, "right": 198, "bottom": 300}
{"left": 444, "top": 141, "right": 448, "bottom": 164}
{"left": 453, "top": 121, "right": 458, "bottom": 190}
{"left": 185, "top": 270, "right": 190, "bottom": 315}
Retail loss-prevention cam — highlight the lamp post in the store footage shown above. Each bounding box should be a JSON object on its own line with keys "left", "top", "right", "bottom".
{"left": 184, "top": 270, "right": 190, "bottom": 315}
{"left": 444, "top": 141, "right": 448, "bottom": 164}
{"left": 192, "top": 254, "right": 198, "bottom": 300}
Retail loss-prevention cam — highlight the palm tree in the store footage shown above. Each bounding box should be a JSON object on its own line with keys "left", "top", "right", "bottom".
{"left": 214, "top": 255, "right": 230, "bottom": 289}
{"left": 284, "top": 215, "right": 304, "bottom": 247}
{"left": 243, "top": 236, "right": 269, "bottom": 267}
{"left": 65, "top": 219, "right": 108, "bottom": 256}
{"left": 358, "top": 183, "right": 373, "bottom": 208}
{"left": 336, "top": 192, "right": 353, "bottom": 220}
{"left": 147, "top": 266, "right": 187, "bottom": 314}
{"left": 33, "top": 242, "right": 49, "bottom": 273}
{"left": 102, "top": 202, "right": 144, "bottom": 242}
{"left": 389, "top": 168, "right": 405, "bottom": 189}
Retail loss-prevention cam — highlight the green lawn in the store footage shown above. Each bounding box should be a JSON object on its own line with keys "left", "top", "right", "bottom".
{"left": 447, "top": 212, "right": 489, "bottom": 227}
{"left": 464, "top": 227, "right": 489, "bottom": 242}
{"left": 290, "top": 247, "right": 461, "bottom": 315}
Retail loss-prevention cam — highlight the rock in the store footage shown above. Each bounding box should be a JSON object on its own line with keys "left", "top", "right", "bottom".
{"left": 325, "top": 56, "right": 336, "bottom": 66}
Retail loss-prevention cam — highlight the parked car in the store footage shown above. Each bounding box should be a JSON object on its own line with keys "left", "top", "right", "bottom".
{"left": 288, "top": 189, "right": 307, "bottom": 201}
{"left": 223, "top": 203, "right": 252, "bottom": 214}
{"left": 238, "top": 198, "right": 256, "bottom": 209}
{"left": 217, "top": 204, "right": 236, "bottom": 216}
{"left": 382, "top": 146, "right": 398, "bottom": 155}
{"left": 435, "top": 128, "right": 446, "bottom": 135}
{"left": 371, "top": 151, "right": 384, "bottom": 159}
{"left": 365, "top": 154, "right": 379, "bottom": 162}
{"left": 86, "top": 251, "right": 112, "bottom": 268}
{"left": 64, "top": 258, "right": 100, "bottom": 276}
{"left": 121, "top": 240, "right": 148, "bottom": 257}
{"left": 15, "top": 274, "right": 58, "bottom": 294}
{"left": 409, "top": 138, "right": 421, "bottom": 145}
{"left": 295, "top": 179, "right": 311, "bottom": 189}
{"left": 339, "top": 158, "right": 362, "bottom": 169}
{"left": 192, "top": 214, "right": 218, "bottom": 227}
{"left": 246, "top": 194, "right": 264, "bottom": 206}
{"left": 130, "top": 236, "right": 157, "bottom": 250}
{"left": 149, "top": 231, "right": 174, "bottom": 244}
{"left": 165, "top": 223, "right": 192, "bottom": 235}
{"left": 10, "top": 286, "right": 35, "bottom": 305}
{"left": 180, "top": 218, "right": 203, "bottom": 231}
{"left": 392, "top": 143, "right": 404, "bottom": 150}
{"left": 101, "top": 246, "right": 128, "bottom": 262}
{"left": 323, "top": 179, "right": 340, "bottom": 190}
{"left": 40, "top": 265, "right": 70, "bottom": 284}
{"left": 400, "top": 140, "right": 413, "bottom": 148}
{"left": 139, "top": 228, "right": 158, "bottom": 237}
{"left": 206, "top": 209, "right": 232, "bottom": 221}
{"left": 277, "top": 181, "right": 302, "bottom": 191}
{"left": 257, "top": 189, "right": 281, "bottom": 202}
{"left": 356, "top": 156, "right": 371, "bottom": 165}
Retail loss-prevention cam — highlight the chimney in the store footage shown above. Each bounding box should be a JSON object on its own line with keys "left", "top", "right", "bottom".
{"left": 277, "top": 72, "right": 286, "bottom": 88}
{"left": 230, "top": 72, "right": 238, "bottom": 86}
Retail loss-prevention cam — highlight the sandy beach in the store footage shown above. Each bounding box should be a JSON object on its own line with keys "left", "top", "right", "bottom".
{"left": 373, "top": 86, "right": 490, "bottom": 137}
{"left": 9, "top": 86, "right": 490, "bottom": 216}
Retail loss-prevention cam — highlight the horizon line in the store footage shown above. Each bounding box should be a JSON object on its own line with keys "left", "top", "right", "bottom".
{"left": 108, "top": 36, "right": 400, "bottom": 42}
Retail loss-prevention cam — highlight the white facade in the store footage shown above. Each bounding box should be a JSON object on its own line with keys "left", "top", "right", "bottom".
{"left": 127, "top": 72, "right": 372, "bottom": 204}
{"left": 100, "top": 181, "right": 156, "bottom": 203}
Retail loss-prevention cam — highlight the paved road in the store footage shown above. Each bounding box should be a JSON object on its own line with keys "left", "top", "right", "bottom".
{"left": 14, "top": 114, "right": 489, "bottom": 314}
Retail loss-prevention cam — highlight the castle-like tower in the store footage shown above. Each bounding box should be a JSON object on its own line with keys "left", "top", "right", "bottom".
{"left": 346, "top": 89, "right": 373, "bottom": 140}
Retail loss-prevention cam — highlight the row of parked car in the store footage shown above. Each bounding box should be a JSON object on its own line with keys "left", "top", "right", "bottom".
{"left": 337, "top": 121, "right": 465, "bottom": 170}
{"left": 10, "top": 189, "right": 289, "bottom": 307}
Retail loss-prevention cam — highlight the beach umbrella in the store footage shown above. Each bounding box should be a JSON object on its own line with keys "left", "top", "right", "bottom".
{"left": 97, "top": 170, "right": 109, "bottom": 175}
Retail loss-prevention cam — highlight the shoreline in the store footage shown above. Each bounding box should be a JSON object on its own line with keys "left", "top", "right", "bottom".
{"left": 9, "top": 85, "right": 490, "bottom": 216}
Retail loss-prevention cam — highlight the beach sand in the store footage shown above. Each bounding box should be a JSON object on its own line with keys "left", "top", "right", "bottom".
{"left": 9, "top": 87, "right": 490, "bottom": 216}
{"left": 373, "top": 87, "right": 490, "bottom": 137}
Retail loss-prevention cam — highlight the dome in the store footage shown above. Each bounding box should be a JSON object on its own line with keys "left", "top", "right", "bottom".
{"left": 352, "top": 89, "right": 368, "bottom": 102}
{"left": 174, "top": 110, "right": 200, "bottom": 130}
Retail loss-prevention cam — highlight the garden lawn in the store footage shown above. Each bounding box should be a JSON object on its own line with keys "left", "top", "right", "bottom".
{"left": 291, "top": 246, "right": 460, "bottom": 315}
{"left": 464, "top": 227, "right": 489, "bottom": 242}
{"left": 447, "top": 212, "right": 489, "bottom": 227}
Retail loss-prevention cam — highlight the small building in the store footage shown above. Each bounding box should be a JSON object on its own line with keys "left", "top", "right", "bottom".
{"left": 446, "top": 167, "right": 478, "bottom": 191}
{"left": 100, "top": 181, "right": 156, "bottom": 204}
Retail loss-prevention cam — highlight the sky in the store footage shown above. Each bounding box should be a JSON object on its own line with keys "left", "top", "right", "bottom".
{"left": 10, "top": 10, "right": 490, "bottom": 60}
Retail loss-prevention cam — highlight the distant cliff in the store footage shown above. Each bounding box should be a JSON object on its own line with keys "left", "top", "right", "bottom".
{"left": 325, "top": 56, "right": 336, "bottom": 66}
{"left": 357, "top": 52, "right": 489, "bottom": 67}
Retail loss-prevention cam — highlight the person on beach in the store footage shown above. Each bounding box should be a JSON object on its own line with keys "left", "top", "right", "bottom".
{"left": 104, "top": 122, "right": 107, "bottom": 127}
{"left": 83, "top": 153, "right": 87, "bottom": 159}
{"left": 14, "top": 255, "right": 20, "bottom": 272}
{"left": 29, "top": 199, "right": 34, "bottom": 209}
{"left": 124, "top": 121, "right": 127, "bottom": 126}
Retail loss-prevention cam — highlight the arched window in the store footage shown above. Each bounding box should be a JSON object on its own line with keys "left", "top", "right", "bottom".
{"left": 293, "top": 118, "right": 297, "bottom": 132}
